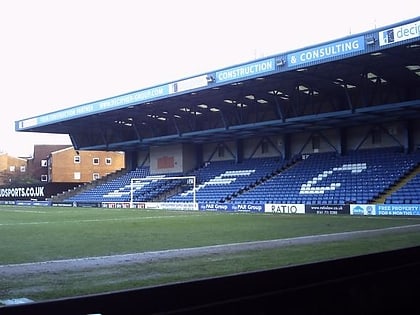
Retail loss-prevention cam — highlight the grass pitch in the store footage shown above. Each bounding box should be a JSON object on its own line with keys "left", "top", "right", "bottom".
{"left": 1, "top": 205, "right": 420, "bottom": 301}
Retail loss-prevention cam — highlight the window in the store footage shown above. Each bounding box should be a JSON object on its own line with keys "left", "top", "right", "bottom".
{"left": 41, "top": 174, "right": 48, "bottom": 182}
{"left": 93, "top": 173, "right": 100, "bottom": 180}
{"left": 93, "top": 158, "right": 99, "bottom": 165}
{"left": 9, "top": 166, "right": 15, "bottom": 172}
{"left": 105, "top": 157, "right": 112, "bottom": 165}
{"left": 41, "top": 159, "right": 47, "bottom": 167}
{"left": 20, "top": 165, "right": 26, "bottom": 172}
{"left": 74, "top": 156, "right": 81, "bottom": 163}
{"left": 74, "top": 172, "right": 81, "bottom": 180}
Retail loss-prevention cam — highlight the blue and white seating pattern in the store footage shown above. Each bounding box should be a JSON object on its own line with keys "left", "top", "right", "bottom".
{"left": 65, "top": 148, "right": 420, "bottom": 205}
{"left": 66, "top": 167, "right": 150, "bottom": 203}
{"left": 232, "top": 148, "right": 418, "bottom": 204}
{"left": 168, "top": 157, "right": 285, "bottom": 203}
{"left": 385, "top": 173, "right": 420, "bottom": 204}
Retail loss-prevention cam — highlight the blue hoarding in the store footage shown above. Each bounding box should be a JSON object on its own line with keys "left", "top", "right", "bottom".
{"left": 287, "top": 36, "right": 365, "bottom": 67}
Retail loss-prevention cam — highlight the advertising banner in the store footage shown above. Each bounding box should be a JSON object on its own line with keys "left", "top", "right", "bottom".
{"left": 376, "top": 204, "right": 420, "bottom": 216}
{"left": 379, "top": 19, "right": 420, "bottom": 46}
{"left": 350, "top": 204, "right": 376, "bottom": 215}
{"left": 198, "top": 203, "right": 264, "bottom": 213}
{"left": 305, "top": 204, "right": 350, "bottom": 215}
{"left": 0, "top": 183, "right": 79, "bottom": 201}
{"left": 287, "top": 36, "right": 365, "bottom": 67}
{"left": 265, "top": 204, "right": 305, "bottom": 214}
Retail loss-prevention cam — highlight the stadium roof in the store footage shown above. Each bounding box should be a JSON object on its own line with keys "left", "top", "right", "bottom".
{"left": 16, "top": 17, "right": 420, "bottom": 152}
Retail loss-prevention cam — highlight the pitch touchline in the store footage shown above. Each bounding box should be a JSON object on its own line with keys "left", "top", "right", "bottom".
{"left": 1, "top": 224, "right": 419, "bottom": 270}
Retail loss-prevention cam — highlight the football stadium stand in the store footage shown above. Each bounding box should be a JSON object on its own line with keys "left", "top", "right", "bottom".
{"left": 61, "top": 147, "right": 420, "bottom": 206}
{"left": 12, "top": 16, "right": 419, "bottom": 212}
{"left": 5, "top": 15, "right": 420, "bottom": 315}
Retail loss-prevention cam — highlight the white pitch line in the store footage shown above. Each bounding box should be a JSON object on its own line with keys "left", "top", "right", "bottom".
{"left": 0, "top": 214, "right": 205, "bottom": 227}
{"left": 0, "top": 209, "right": 48, "bottom": 214}
{"left": 1, "top": 224, "right": 420, "bottom": 275}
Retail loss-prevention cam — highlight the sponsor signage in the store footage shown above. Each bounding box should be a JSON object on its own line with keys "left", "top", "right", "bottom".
{"left": 10, "top": 200, "right": 51, "bottom": 206}
{"left": 350, "top": 204, "right": 376, "bottom": 215}
{"left": 199, "top": 203, "right": 233, "bottom": 211}
{"left": 379, "top": 19, "right": 420, "bottom": 46}
{"left": 0, "top": 183, "right": 78, "bottom": 201}
{"left": 0, "top": 186, "right": 45, "bottom": 199}
{"left": 305, "top": 204, "right": 350, "bottom": 215}
{"left": 232, "top": 203, "right": 264, "bottom": 213}
{"left": 16, "top": 84, "right": 170, "bottom": 130}
{"left": 265, "top": 204, "right": 305, "bottom": 214}
{"left": 376, "top": 204, "right": 420, "bottom": 216}
{"left": 198, "top": 203, "right": 264, "bottom": 213}
{"left": 169, "top": 75, "right": 208, "bottom": 94}
{"left": 215, "top": 58, "right": 276, "bottom": 83}
{"left": 287, "top": 36, "right": 365, "bottom": 67}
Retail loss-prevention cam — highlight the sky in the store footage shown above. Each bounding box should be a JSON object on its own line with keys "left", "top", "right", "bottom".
{"left": 0, "top": 1, "right": 418, "bottom": 157}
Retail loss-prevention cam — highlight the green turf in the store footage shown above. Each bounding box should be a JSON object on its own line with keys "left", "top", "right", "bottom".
{"left": 1, "top": 205, "right": 420, "bottom": 301}
{"left": 0, "top": 206, "right": 419, "bottom": 264}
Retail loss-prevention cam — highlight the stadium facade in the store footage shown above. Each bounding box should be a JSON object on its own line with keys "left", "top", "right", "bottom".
{"left": 13, "top": 16, "right": 420, "bottom": 214}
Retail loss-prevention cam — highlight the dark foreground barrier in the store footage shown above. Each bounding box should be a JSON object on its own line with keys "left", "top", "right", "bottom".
{"left": 2, "top": 245, "right": 420, "bottom": 315}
